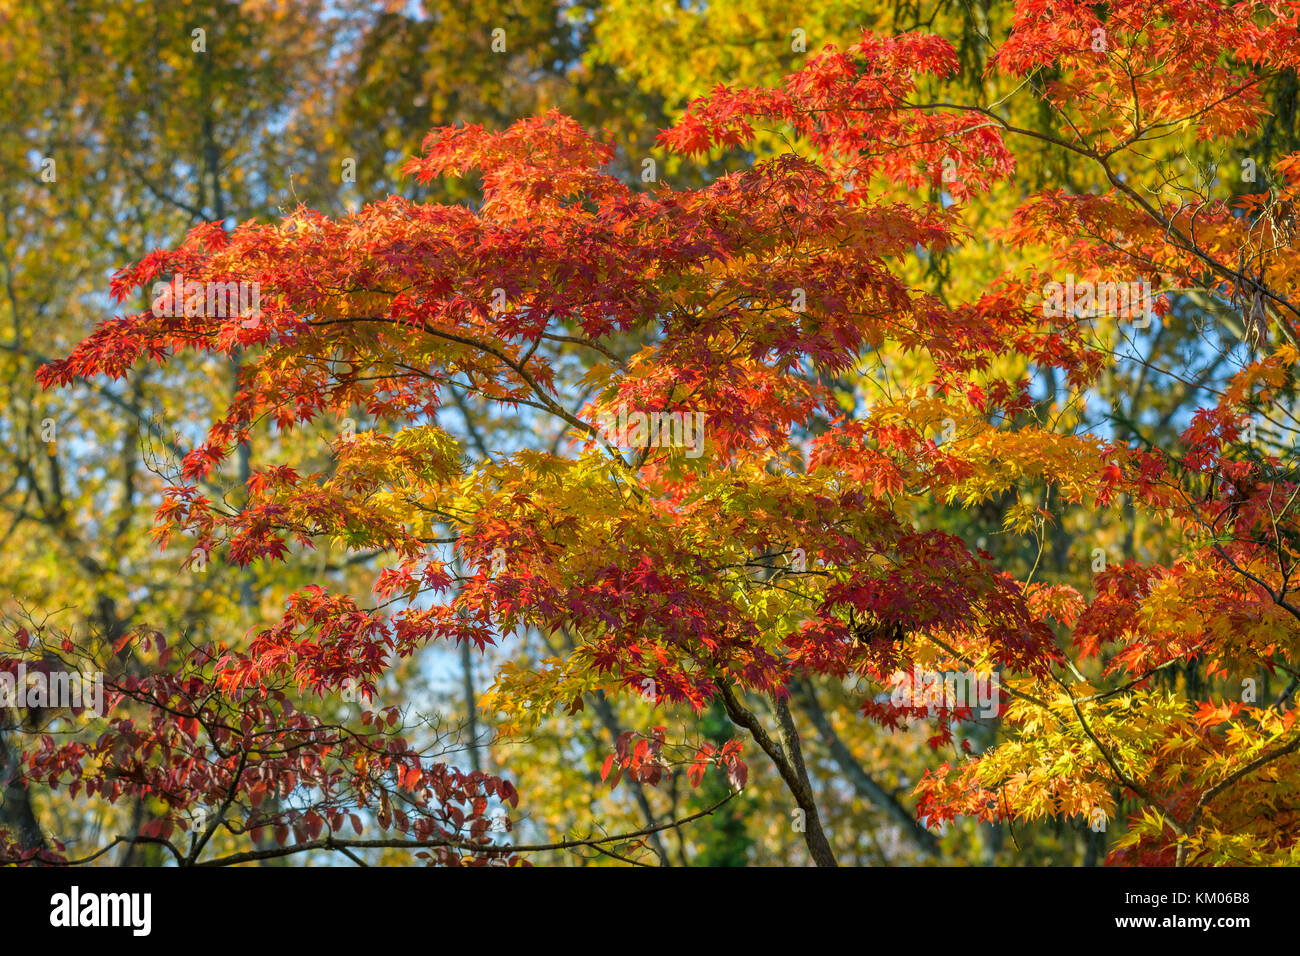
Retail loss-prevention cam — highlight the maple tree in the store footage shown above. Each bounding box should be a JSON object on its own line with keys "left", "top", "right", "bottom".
{"left": 12, "top": 0, "right": 1300, "bottom": 866}
{"left": 0, "top": 0, "right": 690, "bottom": 866}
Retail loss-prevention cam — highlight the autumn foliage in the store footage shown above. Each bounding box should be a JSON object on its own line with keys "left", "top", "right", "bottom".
{"left": 11, "top": 0, "right": 1300, "bottom": 866}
